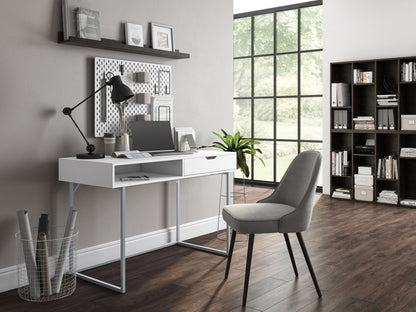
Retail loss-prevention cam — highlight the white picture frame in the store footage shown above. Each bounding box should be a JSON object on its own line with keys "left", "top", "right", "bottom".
{"left": 150, "top": 23, "right": 175, "bottom": 52}
{"left": 125, "top": 23, "right": 144, "bottom": 47}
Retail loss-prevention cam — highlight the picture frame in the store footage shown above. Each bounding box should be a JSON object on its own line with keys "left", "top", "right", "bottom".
{"left": 150, "top": 23, "right": 175, "bottom": 52}
{"left": 125, "top": 23, "right": 144, "bottom": 47}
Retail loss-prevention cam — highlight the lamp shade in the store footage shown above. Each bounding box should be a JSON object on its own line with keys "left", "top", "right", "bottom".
{"left": 108, "top": 76, "right": 134, "bottom": 103}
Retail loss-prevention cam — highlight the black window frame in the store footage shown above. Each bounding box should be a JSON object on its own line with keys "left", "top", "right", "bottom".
{"left": 233, "top": 0, "right": 323, "bottom": 192}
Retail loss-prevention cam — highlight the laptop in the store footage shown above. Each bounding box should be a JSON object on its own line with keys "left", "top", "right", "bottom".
{"left": 130, "top": 121, "right": 195, "bottom": 156}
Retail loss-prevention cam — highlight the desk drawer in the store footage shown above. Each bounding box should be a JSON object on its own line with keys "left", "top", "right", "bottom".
{"left": 184, "top": 154, "right": 235, "bottom": 176}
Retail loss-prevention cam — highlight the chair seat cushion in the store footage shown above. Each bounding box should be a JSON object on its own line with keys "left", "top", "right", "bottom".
{"left": 222, "top": 203, "right": 296, "bottom": 234}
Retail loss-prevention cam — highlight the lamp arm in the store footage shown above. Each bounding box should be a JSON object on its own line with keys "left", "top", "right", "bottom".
{"left": 69, "top": 83, "right": 108, "bottom": 111}
{"left": 67, "top": 113, "right": 92, "bottom": 152}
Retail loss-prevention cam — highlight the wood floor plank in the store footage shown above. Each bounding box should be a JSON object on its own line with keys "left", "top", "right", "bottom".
{"left": 2, "top": 189, "right": 416, "bottom": 311}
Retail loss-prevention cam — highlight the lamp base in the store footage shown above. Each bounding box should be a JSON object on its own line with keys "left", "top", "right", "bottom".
{"left": 76, "top": 152, "right": 105, "bottom": 159}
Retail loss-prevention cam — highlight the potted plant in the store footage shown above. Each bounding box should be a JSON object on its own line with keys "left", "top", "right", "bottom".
{"left": 206, "top": 129, "right": 264, "bottom": 178}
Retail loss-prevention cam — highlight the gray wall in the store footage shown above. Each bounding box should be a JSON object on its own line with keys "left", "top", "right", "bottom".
{"left": 322, "top": 0, "right": 416, "bottom": 194}
{"left": 0, "top": 0, "right": 233, "bottom": 269}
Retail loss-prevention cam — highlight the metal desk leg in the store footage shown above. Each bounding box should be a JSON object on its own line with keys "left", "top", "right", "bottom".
{"left": 177, "top": 174, "right": 230, "bottom": 257}
{"left": 76, "top": 186, "right": 126, "bottom": 293}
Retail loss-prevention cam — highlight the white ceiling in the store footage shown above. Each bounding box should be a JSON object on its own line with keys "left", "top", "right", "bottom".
{"left": 234, "top": 0, "right": 313, "bottom": 14}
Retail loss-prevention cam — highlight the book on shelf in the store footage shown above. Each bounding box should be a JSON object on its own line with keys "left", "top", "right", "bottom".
{"left": 377, "top": 190, "right": 398, "bottom": 205}
{"left": 376, "top": 156, "right": 398, "bottom": 179}
{"left": 61, "top": 0, "right": 91, "bottom": 40}
{"left": 400, "top": 147, "right": 416, "bottom": 157}
{"left": 354, "top": 69, "right": 373, "bottom": 83}
{"left": 332, "top": 188, "right": 351, "bottom": 199}
{"left": 333, "top": 110, "right": 349, "bottom": 129}
{"left": 353, "top": 116, "right": 375, "bottom": 130}
{"left": 400, "top": 199, "right": 416, "bottom": 206}
{"left": 377, "top": 94, "right": 398, "bottom": 106}
{"left": 331, "top": 150, "right": 350, "bottom": 176}
{"left": 401, "top": 61, "right": 416, "bottom": 82}
{"left": 377, "top": 109, "right": 396, "bottom": 130}
{"left": 331, "top": 83, "right": 350, "bottom": 107}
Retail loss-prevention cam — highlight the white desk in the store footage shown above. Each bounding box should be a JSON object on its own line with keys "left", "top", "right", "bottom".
{"left": 59, "top": 150, "right": 236, "bottom": 293}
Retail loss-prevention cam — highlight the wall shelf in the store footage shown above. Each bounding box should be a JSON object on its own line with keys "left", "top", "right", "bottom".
{"left": 57, "top": 32, "right": 190, "bottom": 59}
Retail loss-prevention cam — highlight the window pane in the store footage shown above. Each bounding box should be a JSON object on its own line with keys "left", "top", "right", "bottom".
{"left": 276, "top": 9, "right": 298, "bottom": 53}
{"left": 301, "top": 51, "right": 322, "bottom": 95}
{"left": 276, "top": 54, "right": 298, "bottom": 96}
{"left": 253, "top": 141, "right": 274, "bottom": 182}
{"left": 234, "top": 99, "right": 251, "bottom": 138}
{"left": 301, "top": 97, "right": 322, "bottom": 140}
{"left": 254, "top": 14, "right": 273, "bottom": 55}
{"left": 300, "top": 6, "right": 322, "bottom": 51}
{"left": 276, "top": 98, "right": 297, "bottom": 139}
{"left": 254, "top": 99, "right": 273, "bottom": 139}
{"left": 276, "top": 142, "right": 297, "bottom": 181}
{"left": 301, "top": 142, "right": 323, "bottom": 186}
{"left": 234, "top": 17, "right": 251, "bottom": 57}
{"left": 254, "top": 56, "right": 273, "bottom": 96}
{"left": 234, "top": 58, "right": 251, "bottom": 97}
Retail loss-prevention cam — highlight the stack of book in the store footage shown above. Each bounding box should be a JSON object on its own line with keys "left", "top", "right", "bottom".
{"left": 377, "top": 190, "right": 398, "bottom": 205}
{"left": 400, "top": 147, "right": 416, "bottom": 157}
{"left": 401, "top": 61, "right": 416, "bottom": 82}
{"left": 331, "top": 150, "right": 350, "bottom": 176}
{"left": 354, "top": 69, "right": 373, "bottom": 83}
{"left": 377, "top": 155, "right": 398, "bottom": 179}
{"left": 376, "top": 94, "right": 398, "bottom": 106}
{"left": 400, "top": 198, "right": 416, "bottom": 206}
{"left": 353, "top": 116, "right": 375, "bottom": 130}
{"left": 332, "top": 188, "right": 351, "bottom": 200}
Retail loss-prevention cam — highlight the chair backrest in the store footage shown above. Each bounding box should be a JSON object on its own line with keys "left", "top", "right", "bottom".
{"left": 258, "top": 150, "right": 321, "bottom": 233}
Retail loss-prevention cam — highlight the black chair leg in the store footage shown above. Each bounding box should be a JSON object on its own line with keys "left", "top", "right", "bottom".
{"left": 296, "top": 232, "right": 322, "bottom": 298}
{"left": 225, "top": 230, "right": 237, "bottom": 279}
{"left": 243, "top": 234, "right": 255, "bottom": 306}
{"left": 284, "top": 233, "right": 298, "bottom": 277}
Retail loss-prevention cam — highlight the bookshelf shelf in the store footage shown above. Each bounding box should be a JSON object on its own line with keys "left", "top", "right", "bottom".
{"left": 57, "top": 32, "right": 190, "bottom": 59}
{"left": 330, "top": 56, "right": 416, "bottom": 206}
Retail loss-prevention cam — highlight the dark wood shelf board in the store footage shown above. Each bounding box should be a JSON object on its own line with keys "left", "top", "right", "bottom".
{"left": 332, "top": 106, "right": 352, "bottom": 109}
{"left": 331, "top": 175, "right": 352, "bottom": 178}
{"left": 376, "top": 178, "right": 398, "bottom": 182}
{"left": 400, "top": 156, "right": 416, "bottom": 159}
{"left": 57, "top": 32, "right": 190, "bottom": 59}
{"left": 353, "top": 153, "right": 375, "bottom": 157}
{"left": 400, "top": 81, "right": 416, "bottom": 85}
{"left": 353, "top": 83, "right": 375, "bottom": 86}
{"left": 376, "top": 105, "right": 398, "bottom": 108}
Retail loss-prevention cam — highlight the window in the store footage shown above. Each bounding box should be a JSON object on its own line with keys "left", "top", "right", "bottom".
{"left": 233, "top": 1, "right": 323, "bottom": 188}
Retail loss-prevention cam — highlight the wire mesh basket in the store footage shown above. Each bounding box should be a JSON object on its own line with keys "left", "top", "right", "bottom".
{"left": 16, "top": 227, "right": 78, "bottom": 302}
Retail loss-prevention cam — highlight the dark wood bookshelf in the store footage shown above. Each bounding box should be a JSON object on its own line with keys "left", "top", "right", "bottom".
{"left": 57, "top": 32, "right": 190, "bottom": 59}
{"left": 330, "top": 56, "right": 416, "bottom": 206}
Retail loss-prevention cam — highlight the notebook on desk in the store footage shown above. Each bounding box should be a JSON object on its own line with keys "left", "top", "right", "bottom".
{"left": 130, "top": 121, "right": 195, "bottom": 156}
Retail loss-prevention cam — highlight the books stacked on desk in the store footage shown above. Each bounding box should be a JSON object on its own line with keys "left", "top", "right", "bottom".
{"left": 331, "top": 150, "right": 350, "bottom": 176}
{"left": 332, "top": 188, "right": 351, "bottom": 200}
{"left": 377, "top": 190, "right": 398, "bottom": 205}
{"left": 400, "top": 147, "right": 416, "bottom": 157}
{"left": 353, "top": 116, "right": 375, "bottom": 130}
{"left": 400, "top": 199, "right": 416, "bottom": 207}
{"left": 377, "top": 94, "right": 397, "bottom": 106}
{"left": 377, "top": 155, "right": 398, "bottom": 179}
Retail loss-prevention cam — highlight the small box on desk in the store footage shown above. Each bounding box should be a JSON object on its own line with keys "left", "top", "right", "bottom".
{"left": 401, "top": 115, "right": 416, "bottom": 130}
{"left": 354, "top": 185, "right": 374, "bottom": 201}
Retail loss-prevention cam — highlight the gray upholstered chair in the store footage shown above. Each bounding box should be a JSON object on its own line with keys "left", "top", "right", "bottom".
{"left": 222, "top": 150, "right": 322, "bottom": 306}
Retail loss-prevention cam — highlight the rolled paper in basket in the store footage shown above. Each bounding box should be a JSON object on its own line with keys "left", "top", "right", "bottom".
{"left": 52, "top": 209, "right": 77, "bottom": 294}
{"left": 38, "top": 232, "right": 52, "bottom": 296}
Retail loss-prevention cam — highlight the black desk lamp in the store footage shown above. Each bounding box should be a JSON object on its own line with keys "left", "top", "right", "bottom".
{"left": 63, "top": 74, "right": 134, "bottom": 159}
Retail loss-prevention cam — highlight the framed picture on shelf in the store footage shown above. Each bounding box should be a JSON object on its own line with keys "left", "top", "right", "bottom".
{"left": 125, "top": 23, "right": 144, "bottom": 47}
{"left": 150, "top": 23, "right": 174, "bottom": 52}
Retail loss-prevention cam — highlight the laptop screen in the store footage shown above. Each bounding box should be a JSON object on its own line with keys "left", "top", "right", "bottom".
{"left": 131, "top": 121, "right": 175, "bottom": 152}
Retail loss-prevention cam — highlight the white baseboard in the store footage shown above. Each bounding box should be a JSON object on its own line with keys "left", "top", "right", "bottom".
{"left": 0, "top": 215, "right": 227, "bottom": 293}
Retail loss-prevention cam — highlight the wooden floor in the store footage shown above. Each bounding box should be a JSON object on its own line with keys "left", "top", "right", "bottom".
{"left": 2, "top": 185, "right": 416, "bottom": 311}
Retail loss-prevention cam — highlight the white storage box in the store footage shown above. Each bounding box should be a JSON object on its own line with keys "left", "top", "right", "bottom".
{"left": 358, "top": 166, "right": 372, "bottom": 175}
{"left": 354, "top": 185, "right": 374, "bottom": 201}
{"left": 354, "top": 174, "right": 374, "bottom": 186}
{"left": 401, "top": 115, "right": 416, "bottom": 130}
